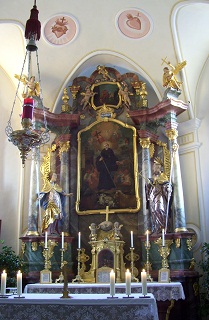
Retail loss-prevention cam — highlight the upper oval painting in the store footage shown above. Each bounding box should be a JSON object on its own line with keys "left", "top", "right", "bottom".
{"left": 116, "top": 9, "right": 153, "bottom": 39}
{"left": 43, "top": 14, "right": 78, "bottom": 46}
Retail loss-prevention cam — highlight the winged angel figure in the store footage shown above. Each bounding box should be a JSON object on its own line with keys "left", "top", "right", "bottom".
{"left": 162, "top": 58, "right": 187, "bottom": 90}
{"left": 14, "top": 74, "right": 41, "bottom": 98}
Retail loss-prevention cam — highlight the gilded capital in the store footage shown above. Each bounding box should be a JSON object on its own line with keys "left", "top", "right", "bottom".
{"left": 139, "top": 137, "right": 151, "bottom": 149}
{"left": 59, "top": 141, "right": 70, "bottom": 156}
{"left": 165, "top": 128, "right": 178, "bottom": 140}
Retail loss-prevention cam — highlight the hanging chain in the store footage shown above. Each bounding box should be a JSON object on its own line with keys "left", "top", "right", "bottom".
{"left": 36, "top": 49, "right": 50, "bottom": 144}
{"left": 36, "top": 50, "right": 48, "bottom": 130}
{"left": 5, "top": 51, "right": 28, "bottom": 135}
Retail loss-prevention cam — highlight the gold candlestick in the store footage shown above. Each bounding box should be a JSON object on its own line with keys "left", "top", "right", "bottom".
{"left": 72, "top": 248, "right": 84, "bottom": 283}
{"left": 60, "top": 262, "right": 71, "bottom": 299}
{"left": 155, "top": 238, "right": 173, "bottom": 269}
{"left": 125, "top": 248, "right": 139, "bottom": 282}
{"left": 144, "top": 242, "right": 153, "bottom": 282}
{"left": 40, "top": 240, "right": 57, "bottom": 283}
{"left": 55, "top": 248, "right": 65, "bottom": 283}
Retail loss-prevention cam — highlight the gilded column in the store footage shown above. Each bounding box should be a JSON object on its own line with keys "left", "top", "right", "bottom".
{"left": 165, "top": 128, "right": 187, "bottom": 232}
{"left": 59, "top": 140, "right": 71, "bottom": 235}
{"left": 139, "top": 137, "right": 152, "bottom": 233}
{"left": 26, "top": 148, "right": 40, "bottom": 236}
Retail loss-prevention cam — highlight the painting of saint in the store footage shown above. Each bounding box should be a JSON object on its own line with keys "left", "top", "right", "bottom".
{"left": 77, "top": 119, "right": 140, "bottom": 214}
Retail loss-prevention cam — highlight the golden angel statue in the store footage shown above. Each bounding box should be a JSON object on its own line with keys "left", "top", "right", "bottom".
{"left": 14, "top": 74, "right": 41, "bottom": 97}
{"left": 80, "top": 86, "right": 97, "bottom": 110}
{"left": 97, "top": 65, "right": 115, "bottom": 81}
{"left": 161, "top": 58, "right": 187, "bottom": 90}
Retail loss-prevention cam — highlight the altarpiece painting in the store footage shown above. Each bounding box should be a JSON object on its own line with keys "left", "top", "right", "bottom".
{"left": 76, "top": 118, "right": 140, "bottom": 214}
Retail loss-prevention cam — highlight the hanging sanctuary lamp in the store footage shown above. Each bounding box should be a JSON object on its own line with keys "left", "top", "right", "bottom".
{"left": 5, "top": 0, "right": 50, "bottom": 166}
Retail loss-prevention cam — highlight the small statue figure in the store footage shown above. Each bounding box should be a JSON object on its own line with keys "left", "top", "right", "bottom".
{"left": 14, "top": 74, "right": 41, "bottom": 97}
{"left": 145, "top": 158, "right": 172, "bottom": 234}
{"left": 113, "top": 221, "right": 123, "bottom": 239}
{"left": 38, "top": 172, "right": 73, "bottom": 235}
{"left": 89, "top": 223, "right": 97, "bottom": 241}
{"left": 97, "top": 65, "right": 115, "bottom": 81}
{"left": 80, "top": 86, "right": 96, "bottom": 110}
{"left": 119, "top": 85, "right": 132, "bottom": 108}
{"left": 161, "top": 58, "right": 187, "bottom": 90}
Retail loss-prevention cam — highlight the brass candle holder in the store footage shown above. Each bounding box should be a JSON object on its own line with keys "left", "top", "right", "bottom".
{"left": 60, "top": 262, "right": 72, "bottom": 299}
{"left": 144, "top": 241, "right": 153, "bottom": 282}
{"left": 40, "top": 240, "right": 57, "bottom": 283}
{"left": 156, "top": 239, "right": 173, "bottom": 269}
{"left": 72, "top": 248, "right": 84, "bottom": 283}
{"left": 155, "top": 237, "right": 173, "bottom": 283}
{"left": 55, "top": 248, "right": 65, "bottom": 283}
{"left": 125, "top": 248, "right": 139, "bottom": 282}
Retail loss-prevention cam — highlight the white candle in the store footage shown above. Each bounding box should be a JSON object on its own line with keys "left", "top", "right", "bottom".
{"left": 130, "top": 231, "right": 134, "bottom": 248}
{"left": 1, "top": 270, "right": 7, "bottom": 295}
{"left": 110, "top": 269, "right": 115, "bottom": 296}
{"left": 125, "top": 269, "right": 131, "bottom": 296}
{"left": 146, "top": 230, "right": 149, "bottom": 246}
{"left": 17, "top": 270, "right": 22, "bottom": 296}
{"left": 61, "top": 232, "right": 64, "bottom": 249}
{"left": 141, "top": 269, "right": 147, "bottom": 296}
{"left": 45, "top": 231, "right": 48, "bottom": 248}
{"left": 162, "top": 229, "right": 165, "bottom": 246}
{"left": 78, "top": 232, "right": 81, "bottom": 249}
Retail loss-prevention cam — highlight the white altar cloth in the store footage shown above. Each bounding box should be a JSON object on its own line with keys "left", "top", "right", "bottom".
{"left": 0, "top": 293, "right": 159, "bottom": 320}
{"left": 24, "top": 282, "right": 185, "bottom": 301}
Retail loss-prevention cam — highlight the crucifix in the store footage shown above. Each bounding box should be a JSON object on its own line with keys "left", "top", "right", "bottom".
{"left": 100, "top": 205, "right": 110, "bottom": 221}
{"left": 161, "top": 56, "right": 168, "bottom": 65}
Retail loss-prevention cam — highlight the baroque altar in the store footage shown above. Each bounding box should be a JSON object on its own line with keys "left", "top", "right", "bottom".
{"left": 20, "top": 65, "right": 200, "bottom": 319}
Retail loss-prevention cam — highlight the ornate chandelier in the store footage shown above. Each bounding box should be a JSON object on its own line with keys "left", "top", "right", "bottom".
{"left": 5, "top": 0, "right": 50, "bottom": 166}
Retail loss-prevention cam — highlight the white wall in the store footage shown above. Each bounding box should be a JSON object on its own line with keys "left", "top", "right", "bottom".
{"left": 0, "top": 68, "right": 22, "bottom": 253}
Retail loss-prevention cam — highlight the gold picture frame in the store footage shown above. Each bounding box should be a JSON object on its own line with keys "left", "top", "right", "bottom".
{"left": 76, "top": 118, "right": 140, "bottom": 214}
{"left": 91, "top": 81, "right": 122, "bottom": 110}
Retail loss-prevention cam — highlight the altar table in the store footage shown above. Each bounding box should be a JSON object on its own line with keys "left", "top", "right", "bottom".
{"left": 0, "top": 293, "right": 159, "bottom": 320}
{"left": 24, "top": 282, "right": 185, "bottom": 302}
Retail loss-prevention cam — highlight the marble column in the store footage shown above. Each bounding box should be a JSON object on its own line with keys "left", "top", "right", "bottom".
{"left": 26, "top": 147, "right": 40, "bottom": 236}
{"left": 59, "top": 140, "right": 71, "bottom": 235}
{"left": 139, "top": 137, "right": 152, "bottom": 233}
{"left": 165, "top": 128, "right": 187, "bottom": 232}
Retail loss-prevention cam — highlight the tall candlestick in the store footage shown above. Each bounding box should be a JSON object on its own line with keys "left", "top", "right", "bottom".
{"left": 141, "top": 269, "right": 147, "bottom": 295}
{"left": 45, "top": 231, "right": 48, "bottom": 249}
{"left": 1, "top": 270, "right": 7, "bottom": 295}
{"left": 110, "top": 269, "right": 115, "bottom": 296}
{"left": 17, "top": 270, "right": 22, "bottom": 296}
{"left": 61, "top": 232, "right": 64, "bottom": 249}
{"left": 78, "top": 232, "right": 81, "bottom": 249}
{"left": 146, "top": 230, "right": 149, "bottom": 246}
{"left": 125, "top": 269, "right": 131, "bottom": 296}
{"left": 162, "top": 229, "right": 165, "bottom": 246}
{"left": 130, "top": 231, "right": 134, "bottom": 248}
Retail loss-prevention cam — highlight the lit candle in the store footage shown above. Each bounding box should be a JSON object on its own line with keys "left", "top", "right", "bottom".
{"left": 146, "top": 230, "right": 149, "bottom": 246}
{"left": 61, "top": 232, "right": 64, "bottom": 249}
{"left": 1, "top": 270, "right": 7, "bottom": 295}
{"left": 130, "top": 231, "right": 134, "bottom": 248}
{"left": 141, "top": 269, "right": 147, "bottom": 296}
{"left": 17, "top": 270, "right": 22, "bottom": 296}
{"left": 162, "top": 229, "right": 165, "bottom": 246}
{"left": 78, "top": 232, "right": 81, "bottom": 249}
{"left": 110, "top": 269, "right": 115, "bottom": 296}
{"left": 45, "top": 231, "right": 48, "bottom": 249}
{"left": 125, "top": 269, "right": 131, "bottom": 296}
